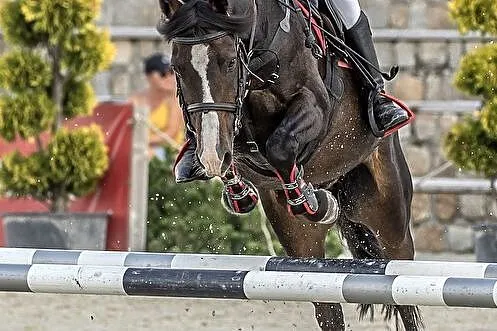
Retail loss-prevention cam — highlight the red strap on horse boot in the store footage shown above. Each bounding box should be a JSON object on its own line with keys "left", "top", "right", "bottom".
{"left": 275, "top": 165, "right": 319, "bottom": 216}
{"left": 275, "top": 165, "right": 340, "bottom": 225}
{"left": 222, "top": 165, "right": 259, "bottom": 214}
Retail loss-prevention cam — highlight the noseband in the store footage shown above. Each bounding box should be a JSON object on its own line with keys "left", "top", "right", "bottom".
{"left": 172, "top": 5, "right": 258, "bottom": 136}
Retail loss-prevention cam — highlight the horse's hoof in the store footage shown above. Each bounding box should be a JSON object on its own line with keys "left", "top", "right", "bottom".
{"left": 222, "top": 180, "right": 259, "bottom": 215}
{"left": 306, "top": 189, "right": 339, "bottom": 225}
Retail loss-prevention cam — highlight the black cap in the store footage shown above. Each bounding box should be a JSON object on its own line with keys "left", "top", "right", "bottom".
{"left": 144, "top": 53, "right": 171, "bottom": 76}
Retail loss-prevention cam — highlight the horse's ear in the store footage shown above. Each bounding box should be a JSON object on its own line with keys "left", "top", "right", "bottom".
{"left": 208, "top": 0, "right": 229, "bottom": 14}
{"left": 157, "top": 0, "right": 183, "bottom": 33}
{"left": 158, "top": 0, "right": 183, "bottom": 19}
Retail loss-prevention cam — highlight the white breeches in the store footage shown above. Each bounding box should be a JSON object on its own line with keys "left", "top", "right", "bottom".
{"left": 309, "top": 0, "right": 362, "bottom": 29}
{"left": 330, "top": 0, "right": 361, "bottom": 29}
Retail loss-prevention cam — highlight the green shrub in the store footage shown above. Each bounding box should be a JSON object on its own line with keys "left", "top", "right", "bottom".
{"left": 481, "top": 97, "right": 497, "bottom": 139}
{"left": 0, "top": 151, "right": 49, "bottom": 199}
{"left": 45, "top": 125, "right": 109, "bottom": 197}
{"left": 449, "top": 0, "right": 497, "bottom": 35}
{"left": 453, "top": 44, "right": 497, "bottom": 99}
{"left": 444, "top": 0, "right": 497, "bottom": 178}
{"left": 0, "top": 50, "right": 52, "bottom": 92}
{"left": 0, "top": 0, "right": 45, "bottom": 47}
{"left": 62, "top": 25, "right": 115, "bottom": 79}
{"left": 0, "top": 92, "right": 56, "bottom": 141}
{"left": 63, "top": 80, "right": 96, "bottom": 118}
{"left": 0, "top": 0, "right": 115, "bottom": 212}
{"left": 0, "top": 125, "right": 108, "bottom": 205}
{"left": 20, "top": 0, "right": 101, "bottom": 44}
{"left": 444, "top": 117, "right": 497, "bottom": 177}
{"left": 147, "top": 147, "right": 343, "bottom": 256}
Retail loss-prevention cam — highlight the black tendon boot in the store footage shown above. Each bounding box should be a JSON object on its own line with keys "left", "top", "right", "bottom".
{"left": 345, "top": 12, "right": 408, "bottom": 134}
{"left": 275, "top": 165, "right": 339, "bottom": 225}
{"left": 174, "top": 129, "right": 211, "bottom": 183}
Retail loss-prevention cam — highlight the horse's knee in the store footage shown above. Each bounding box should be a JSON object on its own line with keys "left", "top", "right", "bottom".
{"left": 266, "top": 129, "right": 299, "bottom": 169}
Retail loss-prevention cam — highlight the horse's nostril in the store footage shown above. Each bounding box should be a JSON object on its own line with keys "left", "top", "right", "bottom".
{"left": 221, "top": 152, "right": 232, "bottom": 174}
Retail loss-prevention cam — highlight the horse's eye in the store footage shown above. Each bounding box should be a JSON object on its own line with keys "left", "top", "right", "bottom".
{"left": 227, "top": 58, "right": 237, "bottom": 72}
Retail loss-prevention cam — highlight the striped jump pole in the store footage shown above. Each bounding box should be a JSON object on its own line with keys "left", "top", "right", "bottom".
{"left": 0, "top": 248, "right": 495, "bottom": 278}
{"left": 1, "top": 264, "right": 497, "bottom": 308}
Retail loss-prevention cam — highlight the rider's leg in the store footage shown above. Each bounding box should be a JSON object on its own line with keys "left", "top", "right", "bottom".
{"left": 328, "top": 0, "right": 361, "bottom": 29}
{"left": 331, "top": 0, "right": 409, "bottom": 132}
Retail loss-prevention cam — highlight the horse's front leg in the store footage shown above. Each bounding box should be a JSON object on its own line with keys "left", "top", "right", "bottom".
{"left": 258, "top": 189, "right": 345, "bottom": 331}
{"left": 220, "top": 165, "right": 259, "bottom": 215}
{"left": 266, "top": 88, "right": 339, "bottom": 225}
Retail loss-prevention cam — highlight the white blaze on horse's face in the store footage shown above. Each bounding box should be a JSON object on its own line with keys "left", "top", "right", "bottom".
{"left": 191, "top": 44, "right": 223, "bottom": 176}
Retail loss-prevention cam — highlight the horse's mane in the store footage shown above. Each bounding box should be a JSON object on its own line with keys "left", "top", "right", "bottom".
{"left": 160, "top": 0, "right": 253, "bottom": 41}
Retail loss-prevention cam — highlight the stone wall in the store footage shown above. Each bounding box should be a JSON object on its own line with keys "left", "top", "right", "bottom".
{"left": 1, "top": 0, "right": 493, "bottom": 253}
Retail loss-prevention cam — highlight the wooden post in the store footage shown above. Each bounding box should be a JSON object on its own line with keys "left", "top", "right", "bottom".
{"left": 128, "top": 104, "right": 150, "bottom": 251}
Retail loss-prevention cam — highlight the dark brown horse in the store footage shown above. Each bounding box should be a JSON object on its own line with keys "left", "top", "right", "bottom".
{"left": 157, "top": 0, "right": 421, "bottom": 330}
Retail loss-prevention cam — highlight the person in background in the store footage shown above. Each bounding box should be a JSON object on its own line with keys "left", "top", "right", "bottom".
{"left": 129, "top": 53, "right": 184, "bottom": 160}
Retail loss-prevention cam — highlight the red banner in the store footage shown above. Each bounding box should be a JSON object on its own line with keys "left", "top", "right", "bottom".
{"left": 0, "top": 102, "right": 133, "bottom": 250}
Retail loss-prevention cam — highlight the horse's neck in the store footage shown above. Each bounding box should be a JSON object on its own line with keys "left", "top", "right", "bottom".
{"left": 251, "top": 0, "right": 284, "bottom": 44}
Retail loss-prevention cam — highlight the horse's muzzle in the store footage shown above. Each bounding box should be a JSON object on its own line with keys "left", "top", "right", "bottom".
{"left": 199, "top": 151, "right": 232, "bottom": 178}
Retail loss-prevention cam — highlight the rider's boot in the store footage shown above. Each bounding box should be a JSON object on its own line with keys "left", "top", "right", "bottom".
{"left": 345, "top": 11, "right": 408, "bottom": 133}
{"left": 275, "top": 165, "right": 339, "bottom": 225}
{"left": 221, "top": 166, "right": 259, "bottom": 214}
{"left": 174, "top": 129, "right": 211, "bottom": 183}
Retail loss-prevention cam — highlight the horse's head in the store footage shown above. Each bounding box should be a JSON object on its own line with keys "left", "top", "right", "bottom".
{"left": 158, "top": 0, "right": 253, "bottom": 177}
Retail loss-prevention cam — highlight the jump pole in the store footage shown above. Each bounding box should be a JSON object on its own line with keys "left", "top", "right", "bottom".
{"left": 0, "top": 264, "right": 496, "bottom": 308}
{"left": 0, "top": 248, "right": 495, "bottom": 279}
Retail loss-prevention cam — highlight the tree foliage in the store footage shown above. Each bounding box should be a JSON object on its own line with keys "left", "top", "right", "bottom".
{"left": 444, "top": 1, "right": 497, "bottom": 178}
{"left": 0, "top": 92, "right": 56, "bottom": 141}
{"left": 0, "top": 0, "right": 115, "bottom": 211}
{"left": 453, "top": 44, "right": 497, "bottom": 99}
{"left": 445, "top": 117, "right": 497, "bottom": 177}
{"left": 45, "top": 125, "right": 109, "bottom": 198}
{"left": 0, "top": 50, "right": 52, "bottom": 92}
{"left": 449, "top": 0, "right": 497, "bottom": 35}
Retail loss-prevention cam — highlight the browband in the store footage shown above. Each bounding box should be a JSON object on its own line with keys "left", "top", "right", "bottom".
{"left": 172, "top": 31, "right": 230, "bottom": 45}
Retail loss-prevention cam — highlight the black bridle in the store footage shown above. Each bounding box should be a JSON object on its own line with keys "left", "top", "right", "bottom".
{"left": 172, "top": 3, "right": 258, "bottom": 136}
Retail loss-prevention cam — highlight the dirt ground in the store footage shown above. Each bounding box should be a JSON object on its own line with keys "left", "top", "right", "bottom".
{"left": 0, "top": 293, "right": 496, "bottom": 331}
{"left": 1, "top": 253, "right": 495, "bottom": 331}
